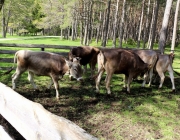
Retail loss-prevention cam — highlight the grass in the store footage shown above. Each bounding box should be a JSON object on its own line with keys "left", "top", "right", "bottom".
{"left": 1, "top": 36, "right": 180, "bottom": 139}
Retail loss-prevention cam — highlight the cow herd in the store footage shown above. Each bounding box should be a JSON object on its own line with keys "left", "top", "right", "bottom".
{"left": 9, "top": 46, "right": 176, "bottom": 99}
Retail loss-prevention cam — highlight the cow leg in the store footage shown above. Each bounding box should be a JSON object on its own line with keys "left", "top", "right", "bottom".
{"left": 168, "top": 66, "right": 175, "bottom": 90}
{"left": 50, "top": 75, "right": 60, "bottom": 99}
{"left": 127, "top": 75, "right": 133, "bottom": 93}
{"left": 28, "top": 71, "right": 37, "bottom": 89}
{"left": 105, "top": 70, "right": 113, "bottom": 94}
{"left": 148, "top": 68, "right": 154, "bottom": 87}
{"left": 12, "top": 68, "right": 26, "bottom": 89}
{"left": 90, "top": 63, "right": 95, "bottom": 78}
{"left": 157, "top": 71, "right": 165, "bottom": 89}
{"left": 142, "top": 72, "right": 148, "bottom": 87}
{"left": 95, "top": 69, "right": 105, "bottom": 93}
{"left": 123, "top": 75, "right": 128, "bottom": 88}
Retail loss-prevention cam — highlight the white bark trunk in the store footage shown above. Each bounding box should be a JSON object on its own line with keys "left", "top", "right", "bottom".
{"left": 171, "top": 0, "right": 180, "bottom": 53}
{"left": 0, "top": 83, "right": 98, "bottom": 140}
{"left": 158, "top": 0, "right": 173, "bottom": 54}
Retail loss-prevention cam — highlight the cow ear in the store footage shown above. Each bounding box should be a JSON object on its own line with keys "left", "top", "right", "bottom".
{"left": 65, "top": 59, "right": 72, "bottom": 68}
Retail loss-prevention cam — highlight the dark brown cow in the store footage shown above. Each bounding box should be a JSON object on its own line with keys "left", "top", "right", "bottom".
{"left": 68, "top": 46, "right": 100, "bottom": 77}
{"left": 154, "top": 53, "right": 175, "bottom": 91}
{"left": 11, "top": 50, "right": 83, "bottom": 99}
{"left": 95, "top": 49, "right": 151, "bottom": 94}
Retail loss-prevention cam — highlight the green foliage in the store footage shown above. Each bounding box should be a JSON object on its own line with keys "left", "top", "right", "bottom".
{"left": 127, "top": 38, "right": 136, "bottom": 45}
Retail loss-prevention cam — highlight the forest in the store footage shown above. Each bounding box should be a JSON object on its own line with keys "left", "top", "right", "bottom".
{"left": 0, "top": 0, "right": 180, "bottom": 54}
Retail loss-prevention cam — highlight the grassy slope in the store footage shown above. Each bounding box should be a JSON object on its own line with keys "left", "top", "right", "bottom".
{"left": 0, "top": 36, "right": 180, "bottom": 140}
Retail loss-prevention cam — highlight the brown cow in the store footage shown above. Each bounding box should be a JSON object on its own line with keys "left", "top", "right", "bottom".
{"left": 95, "top": 49, "right": 151, "bottom": 94}
{"left": 68, "top": 46, "right": 100, "bottom": 77}
{"left": 102, "top": 48, "right": 158, "bottom": 87}
{"left": 11, "top": 50, "right": 83, "bottom": 99}
{"left": 154, "top": 53, "right": 175, "bottom": 91}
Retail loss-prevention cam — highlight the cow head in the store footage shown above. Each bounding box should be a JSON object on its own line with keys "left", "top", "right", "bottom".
{"left": 65, "top": 58, "right": 83, "bottom": 81}
{"left": 72, "top": 57, "right": 81, "bottom": 64}
{"left": 139, "top": 64, "right": 152, "bottom": 78}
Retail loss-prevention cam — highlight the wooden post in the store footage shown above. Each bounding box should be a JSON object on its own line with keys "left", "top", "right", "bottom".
{"left": 0, "top": 83, "right": 98, "bottom": 140}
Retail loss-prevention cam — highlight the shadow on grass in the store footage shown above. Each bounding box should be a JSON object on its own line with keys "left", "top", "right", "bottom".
{"left": 1, "top": 70, "right": 180, "bottom": 139}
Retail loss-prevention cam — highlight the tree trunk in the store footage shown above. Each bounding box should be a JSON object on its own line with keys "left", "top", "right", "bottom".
{"left": 83, "top": 1, "right": 89, "bottom": 46}
{"left": 102, "top": 0, "right": 111, "bottom": 47}
{"left": 143, "top": 0, "right": 151, "bottom": 48}
{"left": 88, "top": 1, "right": 93, "bottom": 45}
{"left": 147, "top": 3, "right": 154, "bottom": 49}
{"left": 60, "top": 28, "right": 63, "bottom": 40}
{"left": 137, "top": 0, "right": 145, "bottom": 48}
{"left": 119, "top": 0, "right": 126, "bottom": 48}
{"left": 147, "top": 0, "right": 159, "bottom": 49}
{"left": 158, "top": 0, "right": 173, "bottom": 54}
{"left": 0, "top": 0, "right": 5, "bottom": 11}
{"left": 112, "top": 0, "right": 119, "bottom": 48}
{"left": 80, "top": 21, "right": 84, "bottom": 45}
{"left": 71, "top": 21, "right": 75, "bottom": 41}
{"left": 2, "top": 5, "right": 5, "bottom": 38}
{"left": 96, "top": 9, "right": 102, "bottom": 44}
{"left": 171, "top": 0, "right": 180, "bottom": 53}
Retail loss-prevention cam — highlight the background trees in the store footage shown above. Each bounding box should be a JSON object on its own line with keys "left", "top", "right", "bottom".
{"left": 1, "top": 0, "right": 179, "bottom": 50}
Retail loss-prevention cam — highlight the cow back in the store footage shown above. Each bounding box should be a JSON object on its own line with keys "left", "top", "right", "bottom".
{"left": 99, "top": 49, "right": 149, "bottom": 77}
{"left": 18, "top": 50, "right": 68, "bottom": 76}
{"left": 69, "top": 46, "right": 99, "bottom": 66}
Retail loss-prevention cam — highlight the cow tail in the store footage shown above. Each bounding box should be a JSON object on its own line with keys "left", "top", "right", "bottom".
{"left": 169, "top": 53, "right": 175, "bottom": 65}
{"left": 93, "top": 51, "right": 104, "bottom": 80}
{"left": 3, "top": 51, "right": 18, "bottom": 74}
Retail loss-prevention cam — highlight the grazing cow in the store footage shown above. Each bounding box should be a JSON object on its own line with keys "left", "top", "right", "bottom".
{"left": 11, "top": 50, "right": 83, "bottom": 99}
{"left": 68, "top": 46, "right": 100, "bottom": 77}
{"left": 154, "top": 53, "right": 175, "bottom": 91}
{"left": 69, "top": 57, "right": 83, "bottom": 80}
{"left": 95, "top": 49, "right": 151, "bottom": 94}
{"left": 102, "top": 48, "right": 158, "bottom": 87}
{"left": 131, "top": 49, "right": 159, "bottom": 87}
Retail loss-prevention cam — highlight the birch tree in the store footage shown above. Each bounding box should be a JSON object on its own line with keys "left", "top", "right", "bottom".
{"left": 158, "top": 0, "right": 173, "bottom": 54}
{"left": 102, "top": 0, "right": 111, "bottom": 47}
{"left": 137, "top": 0, "right": 145, "bottom": 48}
{"left": 147, "top": 0, "right": 159, "bottom": 49}
{"left": 112, "top": 0, "right": 119, "bottom": 48}
{"left": 143, "top": 0, "right": 151, "bottom": 48}
{"left": 171, "top": 0, "right": 180, "bottom": 53}
{"left": 119, "top": 0, "right": 126, "bottom": 48}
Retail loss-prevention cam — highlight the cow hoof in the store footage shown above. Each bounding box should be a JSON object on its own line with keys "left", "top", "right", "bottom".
{"left": 171, "top": 89, "right": 176, "bottom": 93}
